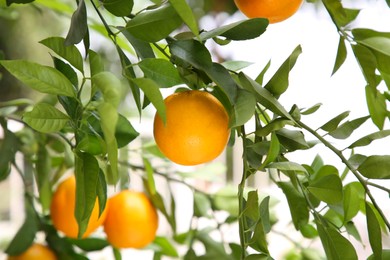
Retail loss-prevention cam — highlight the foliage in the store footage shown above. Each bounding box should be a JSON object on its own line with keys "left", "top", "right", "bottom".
{"left": 0, "top": 0, "right": 390, "bottom": 259}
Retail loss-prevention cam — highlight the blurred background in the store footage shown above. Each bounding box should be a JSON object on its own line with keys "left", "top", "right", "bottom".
{"left": 1, "top": 0, "right": 390, "bottom": 259}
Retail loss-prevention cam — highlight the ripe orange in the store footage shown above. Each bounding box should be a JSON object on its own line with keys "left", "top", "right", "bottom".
{"left": 234, "top": 0, "right": 303, "bottom": 23}
{"left": 103, "top": 190, "right": 158, "bottom": 249}
{"left": 7, "top": 243, "right": 57, "bottom": 260}
{"left": 50, "top": 175, "right": 107, "bottom": 238}
{"left": 153, "top": 90, "right": 230, "bottom": 166}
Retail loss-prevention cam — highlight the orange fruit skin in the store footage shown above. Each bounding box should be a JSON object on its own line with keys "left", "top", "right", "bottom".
{"left": 50, "top": 176, "right": 108, "bottom": 238}
{"left": 7, "top": 243, "right": 57, "bottom": 260}
{"left": 234, "top": 0, "right": 303, "bottom": 23}
{"left": 153, "top": 90, "right": 230, "bottom": 166}
{"left": 103, "top": 190, "right": 158, "bottom": 249}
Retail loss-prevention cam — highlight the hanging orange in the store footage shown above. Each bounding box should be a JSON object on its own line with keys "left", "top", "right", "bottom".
{"left": 153, "top": 90, "right": 230, "bottom": 166}
{"left": 234, "top": 0, "right": 303, "bottom": 23}
{"left": 50, "top": 176, "right": 107, "bottom": 238}
{"left": 103, "top": 190, "right": 158, "bottom": 249}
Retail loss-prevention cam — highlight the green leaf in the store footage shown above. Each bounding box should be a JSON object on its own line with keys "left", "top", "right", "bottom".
{"left": 151, "top": 236, "right": 179, "bottom": 257}
{"left": 329, "top": 115, "right": 370, "bottom": 139}
{"left": 278, "top": 182, "right": 309, "bottom": 230}
{"left": 0, "top": 125, "right": 19, "bottom": 181}
{"left": 69, "top": 237, "right": 109, "bottom": 251}
{"left": 52, "top": 56, "right": 78, "bottom": 87}
{"left": 92, "top": 71, "right": 122, "bottom": 107}
{"left": 264, "top": 45, "right": 302, "bottom": 97}
{"left": 322, "top": 0, "right": 360, "bottom": 27}
{"left": 348, "top": 129, "right": 390, "bottom": 148}
{"left": 115, "top": 114, "right": 139, "bottom": 148}
{"left": 194, "top": 192, "right": 212, "bottom": 218}
{"left": 23, "top": 103, "right": 70, "bottom": 133}
{"left": 248, "top": 219, "right": 269, "bottom": 254}
{"left": 352, "top": 44, "right": 379, "bottom": 88}
{"left": 308, "top": 174, "right": 343, "bottom": 204}
{"left": 320, "top": 111, "right": 350, "bottom": 132}
{"left": 276, "top": 128, "right": 310, "bottom": 151}
{"left": 366, "top": 202, "right": 383, "bottom": 260}
{"left": 300, "top": 224, "right": 318, "bottom": 238}
{"left": 40, "top": 37, "right": 84, "bottom": 72}
{"left": 231, "top": 89, "right": 256, "bottom": 127}
{"left": 261, "top": 133, "right": 280, "bottom": 169}
{"left": 343, "top": 182, "right": 364, "bottom": 222}
{"left": 75, "top": 152, "right": 100, "bottom": 238}
{"left": 143, "top": 158, "right": 156, "bottom": 195}
{"left": 88, "top": 50, "right": 104, "bottom": 77}
{"left": 125, "top": 4, "right": 182, "bottom": 42}
{"left": 367, "top": 250, "right": 390, "bottom": 260}
{"left": 301, "top": 103, "right": 322, "bottom": 115}
{"left": 5, "top": 201, "right": 38, "bottom": 255}
{"left": 168, "top": 0, "right": 199, "bottom": 37}
{"left": 332, "top": 36, "right": 347, "bottom": 75}
{"left": 6, "top": 0, "right": 34, "bottom": 5}
{"left": 266, "top": 161, "right": 307, "bottom": 173}
{"left": 102, "top": 0, "right": 133, "bottom": 17}
{"left": 205, "top": 63, "right": 238, "bottom": 104}
{"left": 35, "top": 142, "right": 52, "bottom": 212}
{"left": 213, "top": 185, "right": 238, "bottom": 217}
{"left": 238, "top": 73, "right": 293, "bottom": 121}
{"left": 353, "top": 33, "right": 390, "bottom": 57}
{"left": 120, "top": 29, "right": 155, "bottom": 59}
{"left": 132, "top": 78, "right": 166, "bottom": 123}
{"left": 138, "top": 58, "right": 182, "bottom": 88}
{"left": 255, "top": 118, "right": 292, "bottom": 137}
{"left": 316, "top": 219, "right": 358, "bottom": 260}
{"left": 243, "top": 190, "right": 259, "bottom": 221}
{"left": 222, "top": 60, "right": 253, "bottom": 72}
{"left": 358, "top": 155, "right": 390, "bottom": 179}
{"left": 65, "top": 0, "right": 88, "bottom": 45}
{"left": 200, "top": 18, "right": 268, "bottom": 41}
{"left": 98, "top": 103, "right": 119, "bottom": 184}
{"left": 365, "top": 86, "right": 387, "bottom": 130}
{"left": 0, "top": 60, "right": 75, "bottom": 97}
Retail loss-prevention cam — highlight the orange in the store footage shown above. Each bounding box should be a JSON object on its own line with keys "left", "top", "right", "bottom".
{"left": 234, "top": 0, "right": 303, "bottom": 23}
{"left": 103, "top": 190, "right": 158, "bottom": 249}
{"left": 153, "top": 90, "right": 230, "bottom": 166}
{"left": 7, "top": 243, "right": 57, "bottom": 260}
{"left": 50, "top": 175, "right": 107, "bottom": 238}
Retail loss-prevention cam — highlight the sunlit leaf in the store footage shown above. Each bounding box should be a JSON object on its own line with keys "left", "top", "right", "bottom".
{"left": 300, "top": 103, "right": 322, "bottom": 115}
{"left": 348, "top": 129, "right": 390, "bottom": 148}
{"left": 92, "top": 71, "right": 122, "bottom": 107}
{"left": 23, "top": 103, "right": 70, "bottom": 133}
{"left": 358, "top": 155, "right": 390, "bottom": 179}
{"left": 329, "top": 115, "right": 370, "bottom": 139}
{"left": 126, "top": 4, "right": 182, "bottom": 42}
{"left": 0, "top": 60, "right": 75, "bottom": 97}
{"left": 332, "top": 36, "right": 347, "bottom": 75}
{"left": 169, "top": 0, "right": 199, "bottom": 37}
{"left": 88, "top": 50, "right": 104, "bottom": 77}
{"left": 266, "top": 161, "right": 307, "bottom": 173}
{"left": 343, "top": 182, "right": 364, "bottom": 222}
{"left": 308, "top": 174, "right": 343, "bottom": 204}
{"left": 138, "top": 58, "right": 182, "bottom": 88}
{"left": 264, "top": 45, "right": 302, "bottom": 98}
{"left": 151, "top": 236, "right": 179, "bottom": 257}
{"left": 194, "top": 192, "right": 212, "bottom": 218}
{"left": 132, "top": 78, "right": 166, "bottom": 123}
{"left": 320, "top": 110, "right": 350, "bottom": 132}
{"left": 40, "top": 37, "right": 84, "bottom": 72}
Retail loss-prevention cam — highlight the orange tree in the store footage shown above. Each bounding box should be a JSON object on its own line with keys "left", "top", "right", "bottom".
{"left": 1, "top": 0, "right": 390, "bottom": 259}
